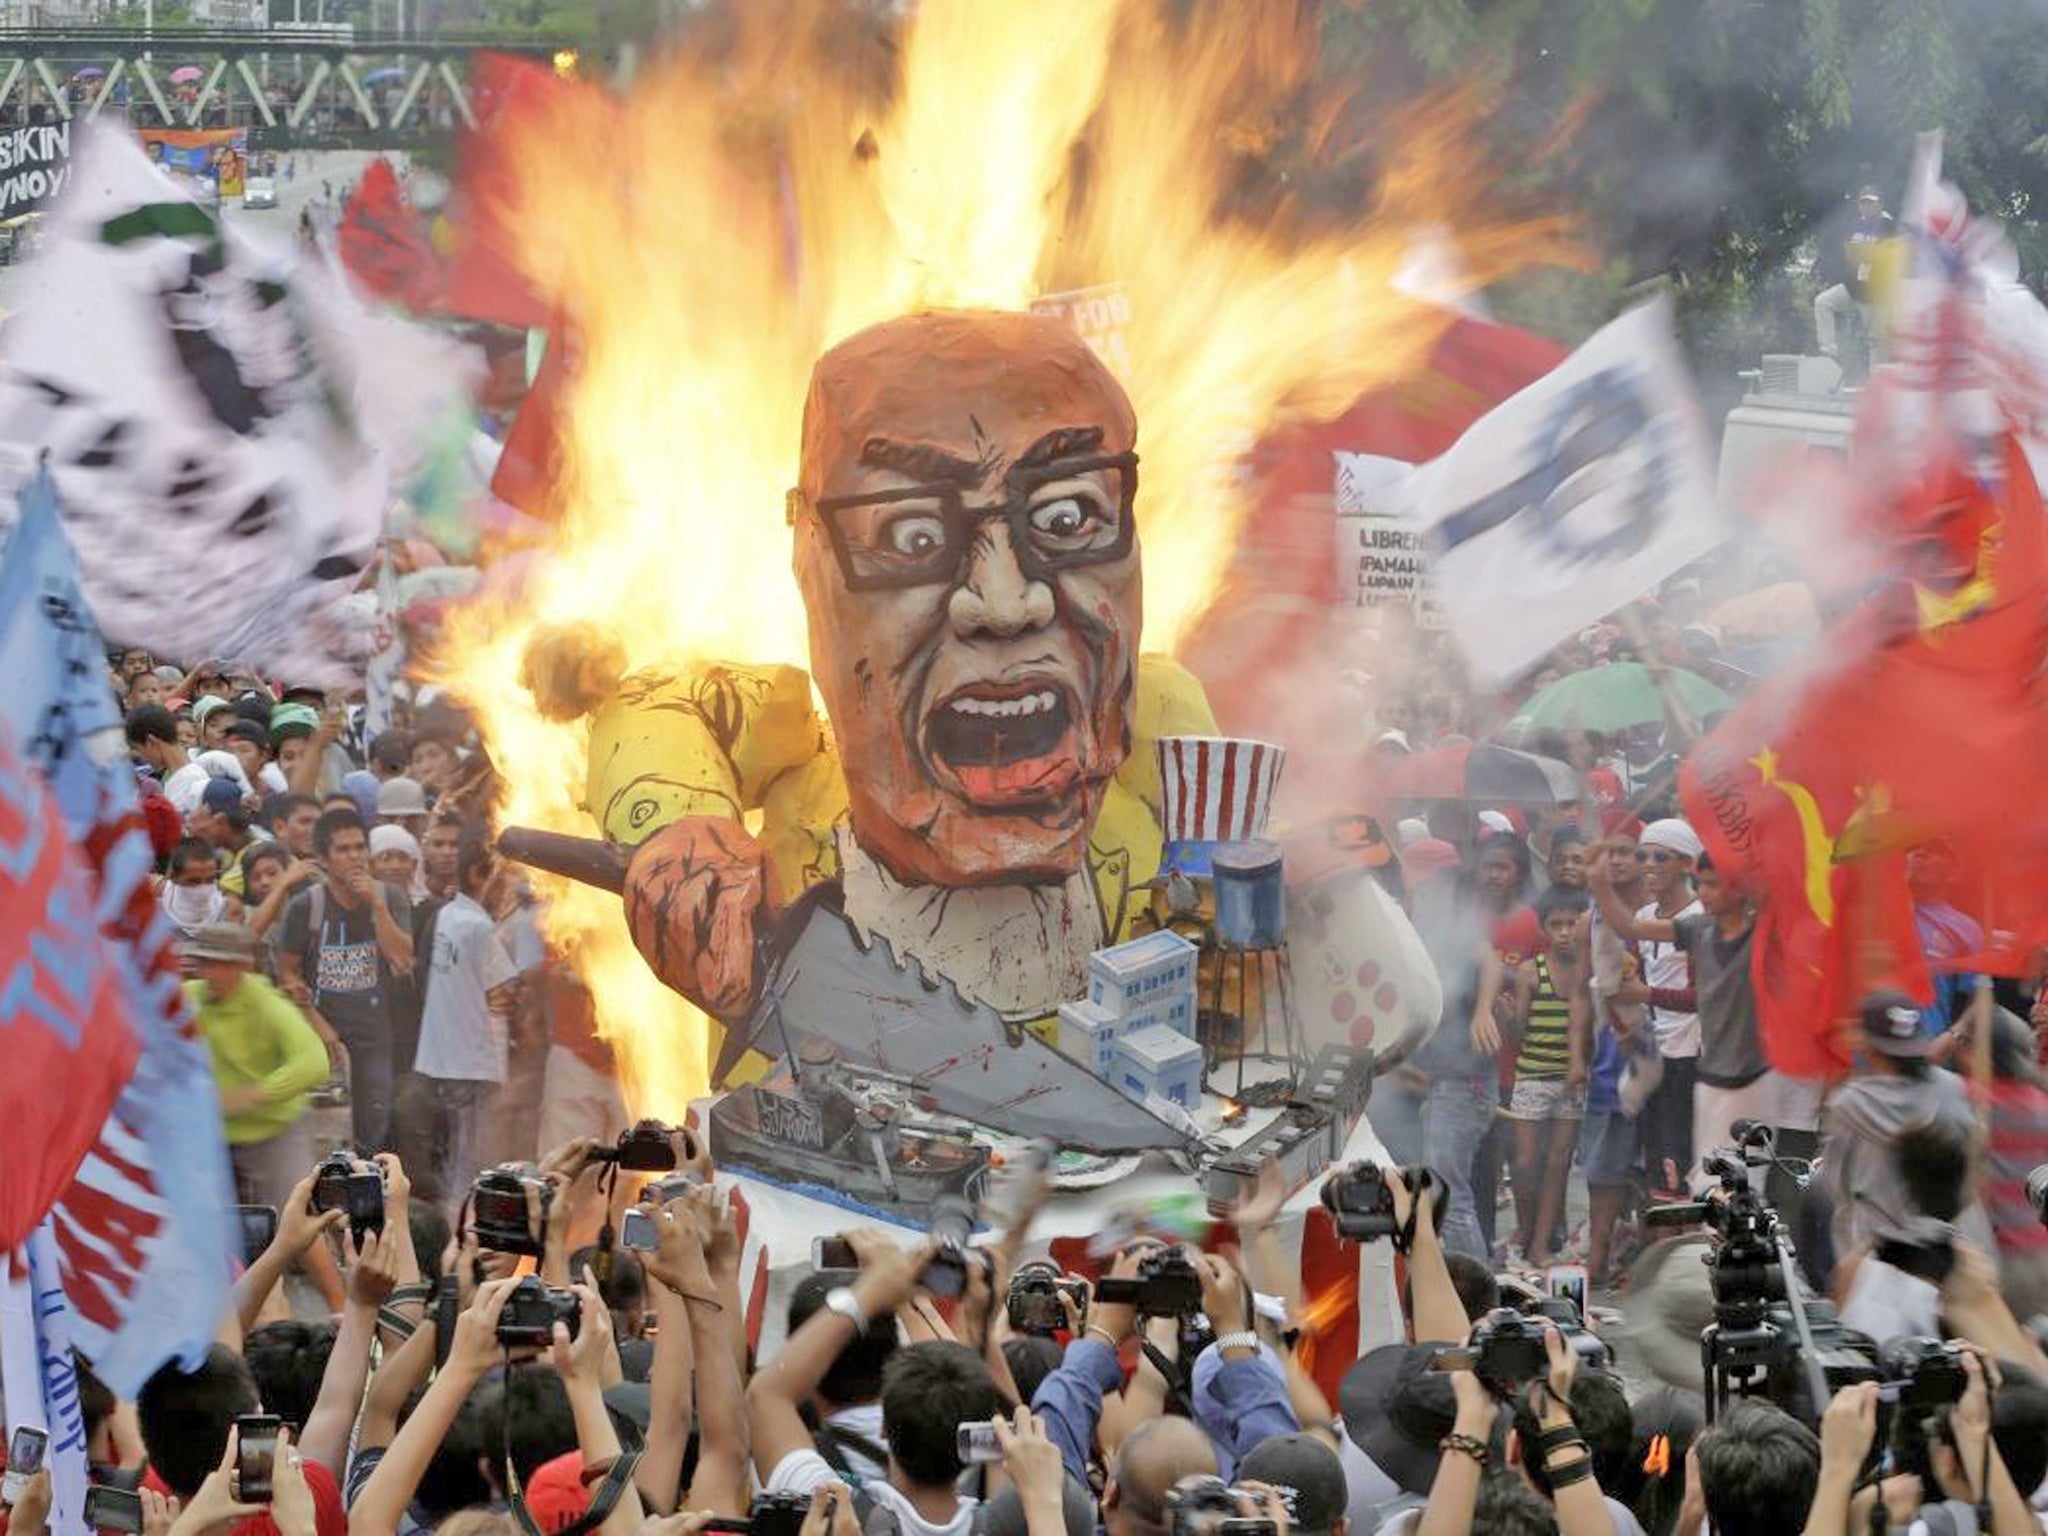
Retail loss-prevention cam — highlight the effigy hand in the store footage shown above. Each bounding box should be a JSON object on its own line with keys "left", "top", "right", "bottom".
{"left": 624, "top": 815, "right": 772, "bottom": 1018}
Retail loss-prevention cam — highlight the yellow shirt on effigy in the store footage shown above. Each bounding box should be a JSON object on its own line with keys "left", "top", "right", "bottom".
{"left": 581, "top": 650, "right": 1217, "bottom": 974}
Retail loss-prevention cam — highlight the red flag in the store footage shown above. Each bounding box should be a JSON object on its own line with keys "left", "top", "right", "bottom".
{"left": 0, "top": 730, "right": 144, "bottom": 1249}
{"left": 337, "top": 158, "right": 444, "bottom": 313}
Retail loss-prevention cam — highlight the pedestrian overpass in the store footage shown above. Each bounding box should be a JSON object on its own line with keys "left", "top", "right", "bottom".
{"left": 0, "top": 27, "right": 574, "bottom": 150}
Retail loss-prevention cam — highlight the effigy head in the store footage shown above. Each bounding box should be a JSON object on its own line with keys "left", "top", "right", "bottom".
{"left": 791, "top": 309, "right": 1142, "bottom": 886}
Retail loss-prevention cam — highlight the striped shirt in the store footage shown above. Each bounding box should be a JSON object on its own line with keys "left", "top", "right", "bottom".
{"left": 1516, "top": 954, "right": 1572, "bottom": 1080}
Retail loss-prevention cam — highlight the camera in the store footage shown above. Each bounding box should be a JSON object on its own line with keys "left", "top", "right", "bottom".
{"left": 1007, "top": 1260, "right": 1088, "bottom": 1335}
{"left": 1526, "top": 1296, "right": 1613, "bottom": 1373}
{"left": 592, "top": 1119, "right": 680, "bottom": 1173}
{"left": 642, "top": 1171, "right": 703, "bottom": 1205}
{"left": 2026, "top": 1163, "right": 2048, "bottom": 1225}
{"left": 473, "top": 1164, "right": 553, "bottom": 1258}
{"left": 1439, "top": 1307, "right": 1553, "bottom": 1397}
{"left": 1095, "top": 1245, "right": 1204, "bottom": 1317}
{"left": 496, "top": 1275, "right": 581, "bottom": 1348}
{"left": 620, "top": 1207, "right": 660, "bottom": 1254}
{"left": 1873, "top": 1224, "right": 1958, "bottom": 1285}
{"left": 1879, "top": 1337, "right": 1968, "bottom": 1412}
{"left": 919, "top": 1194, "right": 981, "bottom": 1301}
{"left": 958, "top": 1420, "right": 1005, "bottom": 1465}
{"left": 1164, "top": 1475, "right": 1276, "bottom": 1536}
{"left": 1319, "top": 1162, "right": 1442, "bottom": 1247}
{"left": 1646, "top": 1127, "right": 1880, "bottom": 1423}
{"left": 748, "top": 1490, "right": 812, "bottom": 1536}
{"left": 310, "top": 1152, "right": 384, "bottom": 1246}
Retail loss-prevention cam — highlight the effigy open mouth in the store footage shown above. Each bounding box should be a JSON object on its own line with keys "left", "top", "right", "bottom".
{"left": 924, "top": 677, "right": 1082, "bottom": 810}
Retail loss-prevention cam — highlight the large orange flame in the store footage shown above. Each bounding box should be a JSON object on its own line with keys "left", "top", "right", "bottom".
{"left": 437, "top": 0, "right": 1564, "bottom": 1118}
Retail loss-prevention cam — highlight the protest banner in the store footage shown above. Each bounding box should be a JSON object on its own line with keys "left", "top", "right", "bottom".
{"left": 0, "top": 123, "right": 70, "bottom": 222}
{"left": 1332, "top": 451, "right": 1442, "bottom": 631}
{"left": 1397, "top": 295, "right": 1727, "bottom": 682}
{"left": 2, "top": 1222, "right": 92, "bottom": 1536}
{"left": 0, "top": 470, "right": 233, "bottom": 1394}
{"left": 0, "top": 124, "right": 475, "bottom": 687}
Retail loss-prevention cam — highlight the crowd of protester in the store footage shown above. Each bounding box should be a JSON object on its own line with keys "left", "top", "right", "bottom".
{"left": 3, "top": 600, "right": 2047, "bottom": 1536}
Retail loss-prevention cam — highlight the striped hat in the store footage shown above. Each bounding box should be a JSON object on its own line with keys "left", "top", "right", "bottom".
{"left": 1156, "top": 735, "right": 1283, "bottom": 872}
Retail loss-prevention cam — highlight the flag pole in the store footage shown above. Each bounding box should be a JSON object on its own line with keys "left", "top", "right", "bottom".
{"left": 1615, "top": 605, "right": 1702, "bottom": 747}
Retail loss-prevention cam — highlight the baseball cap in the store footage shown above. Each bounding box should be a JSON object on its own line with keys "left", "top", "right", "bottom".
{"left": 1236, "top": 1433, "right": 1348, "bottom": 1536}
{"left": 200, "top": 776, "right": 245, "bottom": 814}
{"left": 269, "top": 701, "right": 320, "bottom": 741}
{"left": 520, "top": 1451, "right": 590, "bottom": 1532}
{"left": 1861, "top": 989, "right": 1934, "bottom": 1058}
{"left": 1339, "top": 1344, "right": 1459, "bottom": 1497}
{"left": 376, "top": 776, "right": 429, "bottom": 817}
{"left": 182, "top": 922, "right": 256, "bottom": 964}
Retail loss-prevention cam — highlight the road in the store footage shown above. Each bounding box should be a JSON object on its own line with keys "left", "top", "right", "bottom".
{"left": 0, "top": 147, "right": 407, "bottom": 313}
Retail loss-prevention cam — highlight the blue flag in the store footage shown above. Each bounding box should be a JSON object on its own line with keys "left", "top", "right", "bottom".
{"left": 0, "top": 467, "right": 233, "bottom": 1395}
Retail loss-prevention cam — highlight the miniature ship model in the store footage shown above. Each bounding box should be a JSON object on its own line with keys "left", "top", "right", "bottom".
{"left": 709, "top": 1046, "right": 993, "bottom": 1219}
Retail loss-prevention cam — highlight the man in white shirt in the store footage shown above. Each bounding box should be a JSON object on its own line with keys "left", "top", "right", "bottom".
{"left": 414, "top": 833, "right": 518, "bottom": 1212}
{"left": 749, "top": 1232, "right": 1002, "bottom": 1536}
{"left": 1633, "top": 820, "right": 1704, "bottom": 1196}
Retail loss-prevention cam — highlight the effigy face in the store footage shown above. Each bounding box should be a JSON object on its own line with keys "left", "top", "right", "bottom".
{"left": 791, "top": 310, "right": 1143, "bottom": 887}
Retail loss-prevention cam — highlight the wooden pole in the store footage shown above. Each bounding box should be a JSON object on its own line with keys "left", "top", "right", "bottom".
{"left": 1615, "top": 605, "right": 1703, "bottom": 747}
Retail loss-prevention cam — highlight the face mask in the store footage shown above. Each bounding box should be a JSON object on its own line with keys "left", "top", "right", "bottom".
{"left": 162, "top": 880, "right": 222, "bottom": 933}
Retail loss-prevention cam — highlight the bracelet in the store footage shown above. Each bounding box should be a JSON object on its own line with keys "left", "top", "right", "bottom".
{"left": 1545, "top": 1455, "right": 1594, "bottom": 1489}
{"left": 1438, "top": 1432, "right": 1489, "bottom": 1466}
{"left": 1537, "top": 1425, "right": 1586, "bottom": 1457}
{"left": 1085, "top": 1324, "right": 1122, "bottom": 1349}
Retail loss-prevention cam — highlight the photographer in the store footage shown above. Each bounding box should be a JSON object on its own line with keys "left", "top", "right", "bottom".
{"left": 1030, "top": 1243, "right": 1147, "bottom": 1485}
{"left": 1685, "top": 1400, "right": 1818, "bottom": 1536}
{"left": 748, "top": 1230, "right": 1003, "bottom": 1536}
{"left": 348, "top": 1275, "right": 643, "bottom": 1536}
{"left": 1823, "top": 992, "right": 1981, "bottom": 1268}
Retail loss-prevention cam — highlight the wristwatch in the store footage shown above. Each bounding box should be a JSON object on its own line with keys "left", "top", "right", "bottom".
{"left": 1214, "top": 1330, "right": 1260, "bottom": 1356}
{"left": 825, "top": 1286, "right": 870, "bottom": 1337}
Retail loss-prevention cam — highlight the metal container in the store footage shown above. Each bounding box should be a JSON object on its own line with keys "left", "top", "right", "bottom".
{"left": 1211, "top": 839, "right": 1284, "bottom": 948}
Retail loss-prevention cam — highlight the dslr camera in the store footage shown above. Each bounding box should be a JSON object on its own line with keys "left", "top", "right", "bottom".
{"left": 591, "top": 1119, "right": 680, "bottom": 1173}
{"left": 1095, "top": 1245, "right": 1204, "bottom": 1318}
{"left": 496, "top": 1275, "right": 581, "bottom": 1348}
{"left": 1164, "top": 1475, "right": 1276, "bottom": 1536}
{"left": 746, "top": 1491, "right": 812, "bottom": 1536}
{"left": 1879, "top": 1337, "right": 1968, "bottom": 1412}
{"left": 1434, "top": 1306, "right": 1553, "bottom": 1398}
{"left": 310, "top": 1152, "right": 385, "bottom": 1246}
{"left": 1007, "top": 1260, "right": 1089, "bottom": 1336}
{"left": 473, "top": 1164, "right": 554, "bottom": 1258}
{"left": 1319, "top": 1162, "right": 1442, "bottom": 1247}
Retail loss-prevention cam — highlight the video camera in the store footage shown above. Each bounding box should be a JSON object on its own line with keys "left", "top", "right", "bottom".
{"left": 589, "top": 1119, "right": 682, "bottom": 1173}
{"left": 1645, "top": 1122, "right": 1877, "bottom": 1423}
{"left": 1095, "top": 1244, "right": 1204, "bottom": 1318}
{"left": 1428, "top": 1307, "right": 1553, "bottom": 1398}
{"left": 496, "top": 1275, "right": 580, "bottom": 1348}
{"left": 1878, "top": 1337, "right": 1973, "bottom": 1487}
{"left": 1007, "top": 1260, "right": 1089, "bottom": 1336}
{"left": 473, "top": 1163, "right": 553, "bottom": 1258}
{"left": 310, "top": 1152, "right": 384, "bottom": 1246}
{"left": 1318, "top": 1161, "right": 1443, "bottom": 1248}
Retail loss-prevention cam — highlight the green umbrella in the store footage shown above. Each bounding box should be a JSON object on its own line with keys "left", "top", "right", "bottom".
{"left": 1509, "top": 662, "right": 1732, "bottom": 735}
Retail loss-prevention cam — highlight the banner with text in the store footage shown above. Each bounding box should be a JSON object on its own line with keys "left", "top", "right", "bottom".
{"left": 0, "top": 123, "right": 70, "bottom": 222}
{"left": 1333, "top": 451, "right": 1441, "bottom": 630}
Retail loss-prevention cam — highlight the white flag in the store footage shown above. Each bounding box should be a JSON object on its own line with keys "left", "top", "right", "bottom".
{"left": 0, "top": 125, "right": 475, "bottom": 686}
{"left": 3, "top": 1223, "right": 92, "bottom": 1536}
{"left": 1396, "top": 296, "right": 1727, "bottom": 682}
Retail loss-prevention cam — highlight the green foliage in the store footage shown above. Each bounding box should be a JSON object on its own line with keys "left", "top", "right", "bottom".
{"left": 1320, "top": 0, "right": 2048, "bottom": 391}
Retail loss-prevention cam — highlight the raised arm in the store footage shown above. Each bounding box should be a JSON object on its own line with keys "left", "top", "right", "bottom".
{"left": 748, "top": 1232, "right": 929, "bottom": 1482}
{"left": 1590, "top": 857, "right": 1673, "bottom": 943}
{"left": 235, "top": 1169, "right": 345, "bottom": 1337}
{"left": 298, "top": 1227, "right": 400, "bottom": 1476}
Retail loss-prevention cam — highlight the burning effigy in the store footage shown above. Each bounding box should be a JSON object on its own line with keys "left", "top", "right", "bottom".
{"left": 435, "top": 0, "right": 1563, "bottom": 1299}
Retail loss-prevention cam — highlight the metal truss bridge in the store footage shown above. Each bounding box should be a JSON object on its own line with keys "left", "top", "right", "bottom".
{"left": 0, "top": 26, "right": 573, "bottom": 149}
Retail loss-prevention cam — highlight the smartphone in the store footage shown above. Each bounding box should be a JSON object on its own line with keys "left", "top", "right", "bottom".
{"left": 236, "top": 1205, "right": 279, "bottom": 1265}
{"left": 956, "top": 1421, "right": 1004, "bottom": 1465}
{"left": 812, "top": 1236, "right": 857, "bottom": 1270}
{"left": 235, "top": 1415, "right": 281, "bottom": 1503}
{"left": 620, "top": 1208, "right": 659, "bottom": 1253}
{"left": 83, "top": 1485, "right": 143, "bottom": 1534}
{"left": 1546, "top": 1263, "right": 1589, "bottom": 1318}
{"left": 1, "top": 1427, "right": 45, "bottom": 1505}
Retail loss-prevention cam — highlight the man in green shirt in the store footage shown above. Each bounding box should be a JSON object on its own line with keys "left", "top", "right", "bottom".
{"left": 183, "top": 920, "right": 332, "bottom": 1211}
